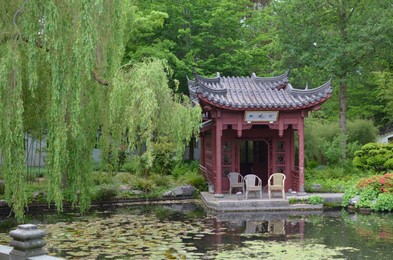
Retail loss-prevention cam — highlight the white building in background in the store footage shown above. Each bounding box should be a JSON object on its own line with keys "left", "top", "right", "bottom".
{"left": 377, "top": 131, "right": 393, "bottom": 144}
{"left": 20, "top": 134, "right": 101, "bottom": 167}
{"left": 11, "top": 134, "right": 194, "bottom": 168}
{"left": 24, "top": 133, "right": 47, "bottom": 167}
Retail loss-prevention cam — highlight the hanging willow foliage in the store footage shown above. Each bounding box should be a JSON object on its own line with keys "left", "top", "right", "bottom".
{"left": 0, "top": 0, "right": 130, "bottom": 220}
{"left": 110, "top": 58, "right": 201, "bottom": 166}
{"left": 0, "top": 42, "right": 27, "bottom": 221}
{"left": 1, "top": 1, "right": 200, "bottom": 221}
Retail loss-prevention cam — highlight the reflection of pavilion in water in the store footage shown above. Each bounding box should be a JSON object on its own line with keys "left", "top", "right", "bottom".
{"left": 244, "top": 219, "right": 287, "bottom": 235}
{"left": 209, "top": 215, "right": 306, "bottom": 245}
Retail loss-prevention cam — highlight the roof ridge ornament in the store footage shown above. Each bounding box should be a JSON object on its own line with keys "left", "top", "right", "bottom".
{"left": 193, "top": 73, "right": 227, "bottom": 95}
{"left": 252, "top": 71, "right": 289, "bottom": 84}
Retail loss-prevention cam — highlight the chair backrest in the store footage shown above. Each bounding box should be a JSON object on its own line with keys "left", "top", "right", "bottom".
{"left": 269, "top": 173, "right": 286, "bottom": 186}
{"left": 244, "top": 174, "right": 262, "bottom": 187}
{"left": 227, "top": 172, "right": 243, "bottom": 184}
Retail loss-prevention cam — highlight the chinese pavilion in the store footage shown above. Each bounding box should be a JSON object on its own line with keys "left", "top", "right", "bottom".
{"left": 188, "top": 71, "right": 332, "bottom": 196}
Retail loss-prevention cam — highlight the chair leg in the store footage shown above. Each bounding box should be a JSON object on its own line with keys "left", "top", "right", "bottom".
{"left": 268, "top": 190, "right": 271, "bottom": 199}
{"left": 229, "top": 187, "right": 232, "bottom": 195}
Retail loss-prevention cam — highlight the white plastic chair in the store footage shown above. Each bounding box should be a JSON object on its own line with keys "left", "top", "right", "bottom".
{"left": 227, "top": 172, "right": 244, "bottom": 194}
{"left": 244, "top": 174, "right": 262, "bottom": 199}
{"left": 268, "top": 173, "right": 286, "bottom": 199}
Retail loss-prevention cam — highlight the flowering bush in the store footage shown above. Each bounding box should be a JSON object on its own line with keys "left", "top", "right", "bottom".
{"left": 357, "top": 173, "right": 393, "bottom": 194}
{"left": 343, "top": 173, "right": 393, "bottom": 211}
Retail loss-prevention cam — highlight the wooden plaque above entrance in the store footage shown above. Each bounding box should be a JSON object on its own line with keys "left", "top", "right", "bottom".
{"left": 244, "top": 111, "right": 279, "bottom": 123}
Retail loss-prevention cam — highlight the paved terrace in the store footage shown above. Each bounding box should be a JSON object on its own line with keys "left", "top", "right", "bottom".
{"left": 201, "top": 191, "right": 343, "bottom": 213}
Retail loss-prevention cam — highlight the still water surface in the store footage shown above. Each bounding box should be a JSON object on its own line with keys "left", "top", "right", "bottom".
{"left": 0, "top": 203, "right": 392, "bottom": 259}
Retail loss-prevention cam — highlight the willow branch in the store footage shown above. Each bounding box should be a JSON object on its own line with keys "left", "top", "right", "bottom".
{"left": 13, "top": 0, "right": 30, "bottom": 27}
{"left": 92, "top": 69, "right": 109, "bottom": 86}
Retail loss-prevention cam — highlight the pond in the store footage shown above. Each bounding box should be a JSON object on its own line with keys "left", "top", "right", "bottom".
{"left": 0, "top": 203, "right": 392, "bottom": 259}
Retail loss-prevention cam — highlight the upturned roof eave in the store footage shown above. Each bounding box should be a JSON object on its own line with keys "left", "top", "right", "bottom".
{"left": 287, "top": 78, "right": 332, "bottom": 95}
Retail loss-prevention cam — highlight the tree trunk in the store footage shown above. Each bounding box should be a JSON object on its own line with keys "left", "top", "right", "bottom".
{"left": 339, "top": 79, "right": 347, "bottom": 161}
{"left": 189, "top": 137, "right": 195, "bottom": 161}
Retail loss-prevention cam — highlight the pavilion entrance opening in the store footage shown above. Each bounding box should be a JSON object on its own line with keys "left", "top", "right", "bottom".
{"left": 240, "top": 140, "right": 269, "bottom": 185}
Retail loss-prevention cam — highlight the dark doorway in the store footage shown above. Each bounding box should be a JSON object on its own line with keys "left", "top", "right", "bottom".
{"left": 240, "top": 140, "right": 269, "bottom": 185}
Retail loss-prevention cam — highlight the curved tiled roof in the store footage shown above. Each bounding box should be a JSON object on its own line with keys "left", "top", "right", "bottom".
{"left": 188, "top": 72, "right": 332, "bottom": 110}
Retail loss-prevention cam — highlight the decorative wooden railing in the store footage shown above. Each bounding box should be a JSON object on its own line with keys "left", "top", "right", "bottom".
{"left": 199, "top": 164, "right": 214, "bottom": 185}
{"left": 292, "top": 167, "right": 299, "bottom": 191}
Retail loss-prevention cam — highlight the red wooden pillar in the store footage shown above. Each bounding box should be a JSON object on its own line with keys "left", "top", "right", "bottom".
{"left": 288, "top": 127, "right": 292, "bottom": 190}
{"left": 215, "top": 118, "right": 223, "bottom": 195}
{"left": 298, "top": 117, "right": 305, "bottom": 193}
{"left": 200, "top": 134, "right": 205, "bottom": 166}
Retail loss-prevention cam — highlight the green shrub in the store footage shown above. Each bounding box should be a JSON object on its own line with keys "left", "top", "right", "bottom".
{"left": 353, "top": 143, "right": 393, "bottom": 173}
{"left": 306, "top": 160, "right": 320, "bottom": 169}
{"left": 134, "top": 178, "right": 156, "bottom": 192}
{"left": 113, "top": 172, "right": 139, "bottom": 186}
{"left": 347, "top": 119, "right": 378, "bottom": 145}
{"left": 304, "top": 118, "right": 373, "bottom": 166}
{"left": 186, "top": 173, "right": 206, "bottom": 192}
{"left": 91, "top": 184, "right": 118, "bottom": 201}
{"left": 384, "top": 158, "right": 393, "bottom": 171}
{"left": 305, "top": 118, "right": 339, "bottom": 164}
{"left": 342, "top": 173, "right": 393, "bottom": 210}
{"left": 305, "top": 166, "right": 362, "bottom": 193}
{"left": 175, "top": 162, "right": 206, "bottom": 192}
{"left": 171, "top": 161, "right": 199, "bottom": 179}
{"left": 152, "top": 136, "right": 177, "bottom": 175}
{"left": 150, "top": 174, "right": 172, "bottom": 188}
{"left": 308, "top": 195, "right": 324, "bottom": 204}
{"left": 355, "top": 188, "right": 378, "bottom": 208}
{"left": 120, "top": 157, "right": 139, "bottom": 173}
{"left": 321, "top": 136, "right": 361, "bottom": 166}
{"left": 371, "top": 193, "right": 393, "bottom": 211}
{"left": 342, "top": 185, "right": 360, "bottom": 207}
{"left": 92, "top": 172, "right": 113, "bottom": 185}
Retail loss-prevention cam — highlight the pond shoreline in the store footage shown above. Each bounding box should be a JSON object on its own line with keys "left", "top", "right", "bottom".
{"left": 0, "top": 192, "right": 346, "bottom": 219}
{"left": 0, "top": 196, "right": 198, "bottom": 218}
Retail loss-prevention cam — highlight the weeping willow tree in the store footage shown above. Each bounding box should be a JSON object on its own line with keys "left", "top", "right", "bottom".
{"left": 110, "top": 59, "right": 201, "bottom": 167}
{"left": 1, "top": 1, "right": 200, "bottom": 221}
{"left": 1, "top": 0, "right": 130, "bottom": 220}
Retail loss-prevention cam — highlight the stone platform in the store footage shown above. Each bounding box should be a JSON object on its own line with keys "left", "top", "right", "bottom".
{"left": 200, "top": 191, "right": 343, "bottom": 213}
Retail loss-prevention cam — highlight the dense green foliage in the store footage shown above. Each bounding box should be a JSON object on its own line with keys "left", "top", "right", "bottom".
{"left": 353, "top": 143, "right": 393, "bottom": 173}
{"left": 305, "top": 166, "right": 364, "bottom": 193}
{"left": 305, "top": 118, "right": 377, "bottom": 166}
{"left": 90, "top": 160, "right": 205, "bottom": 201}
{"left": 273, "top": 0, "right": 392, "bottom": 158}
